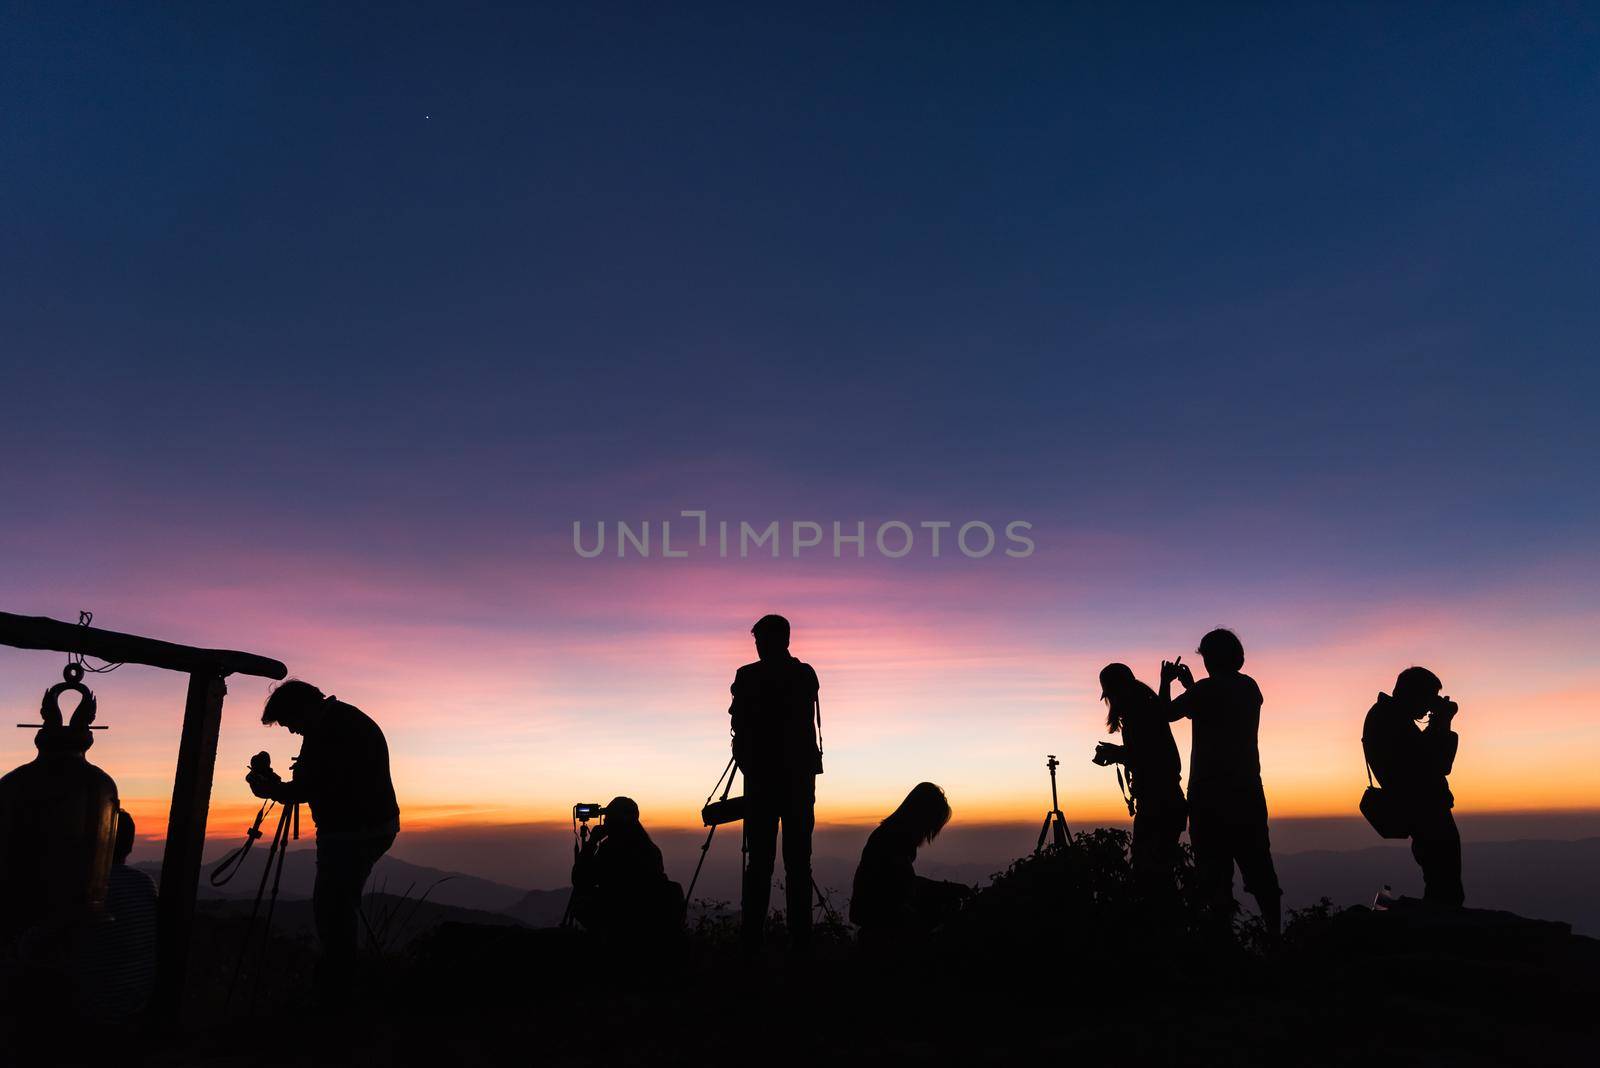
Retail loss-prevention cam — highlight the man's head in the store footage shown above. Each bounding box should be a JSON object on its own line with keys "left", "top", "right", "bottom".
{"left": 261, "top": 679, "right": 327, "bottom": 736}
{"left": 1393, "top": 666, "right": 1443, "bottom": 718}
{"left": 751, "top": 614, "right": 791, "bottom": 661}
{"left": 1197, "top": 628, "right": 1245, "bottom": 676}
{"left": 114, "top": 809, "right": 135, "bottom": 865}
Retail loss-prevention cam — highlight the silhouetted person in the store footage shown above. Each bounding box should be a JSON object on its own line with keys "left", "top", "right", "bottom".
{"left": 1363, "top": 667, "right": 1464, "bottom": 906}
{"left": 1164, "top": 630, "right": 1282, "bottom": 936}
{"left": 849, "top": 783, "right": 967, "bottom": 946}
{"left": 570, "top": 797, "right": 683, "bottom": 945}
{"left": 1092, "top": 663, "right": 1187, "bottom": 895}
{"left": 77, "top": 810, "right": 156, "bottom": 1022}
{"left": 247, "top": 679, "right": 400, "bottom": 995}
{"left": 729, "top": 614, "right": 821, "bottom": 959}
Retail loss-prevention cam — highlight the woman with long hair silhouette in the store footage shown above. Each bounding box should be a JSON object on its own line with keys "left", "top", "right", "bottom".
{"left": 1094, "top": 662, "right": 1188, "bottom": 893}
{"left": 849, "top": 782, "right": 968, "bottom": 943}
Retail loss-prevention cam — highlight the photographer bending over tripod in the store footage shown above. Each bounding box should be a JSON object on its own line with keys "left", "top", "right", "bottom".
{"left": 1092, "top": 663, "right": 1187, "bottom": 895}
{"left": 247, "top": 680, "right": 400, "bottom": 994}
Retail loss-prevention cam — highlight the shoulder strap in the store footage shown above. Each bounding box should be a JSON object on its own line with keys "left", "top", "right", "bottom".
{"left": 814, "top": 695, "right": 823, "bottom": 758}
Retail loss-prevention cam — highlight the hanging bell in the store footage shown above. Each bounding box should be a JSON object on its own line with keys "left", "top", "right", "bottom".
{"left": 0, "top": 663, "right": 121, "bottom": 951}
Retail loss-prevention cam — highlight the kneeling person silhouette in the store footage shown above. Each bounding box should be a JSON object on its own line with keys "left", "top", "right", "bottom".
{"left": 247, "top": 680, "right": 400, "bottom": 996}
{"left": 570, "top": 797, "right": 684, "bottom": 945}
{"left": 849, "top": 783, "right": 968, "bottom": 948}
{"left": 729, "top": 614, "right": 822, "bottom": 960}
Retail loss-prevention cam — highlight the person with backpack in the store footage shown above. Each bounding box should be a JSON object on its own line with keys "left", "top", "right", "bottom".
{"left": 728, "top": 614, "right": 822, "bottom": 960}
{"left": 1362, "top": 667, "right": 1464, "bottom": 906}
{"left": 1164, "top": 629, "right": 1282, "bottom": 936}
{"left": 1092, "top": 663, "right": 1188, "bottom": 895}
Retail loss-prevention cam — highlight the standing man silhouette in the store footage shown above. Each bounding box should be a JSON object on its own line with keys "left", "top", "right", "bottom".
{"left": 1363, "top": 667, "right": 1464, "bottom": 906}
{"left": 729, "top": 614, "right": 822, "bottom": 960}
{"left": 1164, "top": 628, "right": 1282, "bottom": 936}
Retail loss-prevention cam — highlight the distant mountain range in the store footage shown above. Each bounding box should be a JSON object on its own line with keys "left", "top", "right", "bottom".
{"left": 139, "top": 836, "right": 1600, "bottom": 937}
{"left": 137, "top": 849, "right": 551, "bottom": 914}
{"left": 1275, "top": 837, "right": 1600, "bottom": 934}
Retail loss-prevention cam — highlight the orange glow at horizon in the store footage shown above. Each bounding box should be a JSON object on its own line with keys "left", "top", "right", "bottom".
{"left": 4, "top": 552, "right": 1598, "bottom": 852}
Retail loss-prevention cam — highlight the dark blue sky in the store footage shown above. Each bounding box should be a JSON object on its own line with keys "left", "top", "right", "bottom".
{"left": 5, "top": 2, "right": 1598, "bottom": 585}
{"left": 8, "top": 2, "right": 1600, "bottom": 834}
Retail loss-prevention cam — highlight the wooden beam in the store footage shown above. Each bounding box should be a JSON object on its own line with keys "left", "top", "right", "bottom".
{"left": 0, "top": 611, "right": 286, "bottom": 680}
{"left": 152, "top": 671, "right": 229, "bottom": 1027}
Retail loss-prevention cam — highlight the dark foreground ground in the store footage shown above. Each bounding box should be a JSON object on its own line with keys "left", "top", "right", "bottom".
{"left": 7, "top": 831, "right": 1600, "bottom": 1067}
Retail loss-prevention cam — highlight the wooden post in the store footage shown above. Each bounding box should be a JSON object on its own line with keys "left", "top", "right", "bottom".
{"left": 152, "top": 670, "right": 228, "bottom": 1026}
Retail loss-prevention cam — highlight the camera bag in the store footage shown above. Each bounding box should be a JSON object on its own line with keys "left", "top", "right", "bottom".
{"left": 1359, "top": 758, "right": 1412, "bottom": 839}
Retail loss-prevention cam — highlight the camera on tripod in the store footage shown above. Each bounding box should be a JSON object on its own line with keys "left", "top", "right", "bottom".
{"left": 573, "top": 802, "right": 605, "bottom": 822}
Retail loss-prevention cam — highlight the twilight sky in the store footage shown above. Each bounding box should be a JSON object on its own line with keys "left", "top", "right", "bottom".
{"left": 3, "top": 4, "right": 1599, "bottom": 870}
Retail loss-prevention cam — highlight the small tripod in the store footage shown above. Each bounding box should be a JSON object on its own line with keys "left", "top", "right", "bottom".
{"left": 560, "top": 806, "right": 599, "bottom": 929}
{"left": 1034, "top": 754, "right": 1071, "bottom": 853}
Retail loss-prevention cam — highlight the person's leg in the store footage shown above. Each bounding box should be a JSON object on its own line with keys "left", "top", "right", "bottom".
{"left": 1132, "top": 800, "right": 1183, "bottom": 899}
{"left": 781, "top": 773, "right": 817, "bottom": 954}
{"left": 312, "top": 834, "right": 393, "bottom": 995}
{"left": 1233, "top": 786, "right": 1281, "bottom": 938}
{"left": 1185, "top": 795, "right": 1235, "bottom": 921}
{"left": 741, "top": 778, "right": 780, "bottom": 953}
{"left": 312, "top": 840, "right": 362, "bottom": 993}
{"left": 1412, "top": 808, "right": 1465, "bottom": 907}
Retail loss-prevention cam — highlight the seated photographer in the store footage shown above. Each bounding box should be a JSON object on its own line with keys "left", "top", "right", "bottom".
{"left": 1093, "top": 662, "right": 1187, "bottom": 894}
{"left": 1362, "top": 667, "right": 1464, "bottom": 906}
{"left": 246, "top": 680, "right": 400, "bottom": 994}
{"left": 849, "top": 783, "right": 968, "bottom": 945}
{"left": 570, "top": 798, "right": 682, "bottom": 945}
{"left": 76, "top": 810, "right": 158, "bottom": 1023}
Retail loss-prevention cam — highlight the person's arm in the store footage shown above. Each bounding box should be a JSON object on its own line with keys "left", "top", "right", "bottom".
{"left": 1424, "top": 701, "right": 1460, "bottom": 776}
{"left": 247, "top": 746, "right": 314, "bottom": 804}
{"left": 1160, "top": 659, "right": 1194, "bottom": 721}
{"left": 572, "top": 832, "right": 603, "bottom": 891}
{"left": 1093, "top": 742, "right": 1129, "bottom": 766}
{"left": 266, "top": 779, "right": 312, "bottom": 804}
{"left": 728, "top": 670, "right": 747, "bottom": 760}
{"left": 273, "top": 743, "right": 319, "bottom": 804}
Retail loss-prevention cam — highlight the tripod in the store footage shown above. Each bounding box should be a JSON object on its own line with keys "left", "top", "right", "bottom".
{"left": 215, "top": 798, "right": 300, "bottom": 1014}
{"left": 560, "top": 809, "right": 598, "bottom": 929}
{"left": 1034, "top": 754, "right": 1071, "bottom": 853}
{"left": 684, "top": 756, "right": 741, "bottom": 907}
{"left": 683, "top": 756, "right": 832, "bottom": 923}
